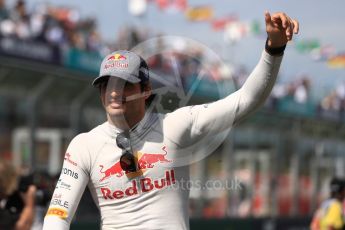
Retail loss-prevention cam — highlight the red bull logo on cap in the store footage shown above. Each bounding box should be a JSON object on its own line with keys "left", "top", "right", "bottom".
{"left": 99, "top": 146, "right": 171, "bottom": 182}
{"left": 107, "top": 53, "right": 127, "bottom": 61}
{"left": 104, "top": 53, "right": 129, "bottom": 69}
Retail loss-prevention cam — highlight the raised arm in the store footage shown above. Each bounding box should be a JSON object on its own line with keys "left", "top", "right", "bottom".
{"left": 43, "top": 135, "right": 90, "bottom": 230}
{"left": 164, "top": 12, "right": 299, "bottom": 146}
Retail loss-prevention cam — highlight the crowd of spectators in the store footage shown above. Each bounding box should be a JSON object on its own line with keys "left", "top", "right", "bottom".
{"left": 269, "top": 75, "right": 311, "bottom": 106}
{"left": 268, "top": 75, "right": 345, "bottom": 120}
{"left": 233, "top": 69, "right": 312, "bottom": 107}
{"left": 234, "top": 68, "right": 345, "bottom": 120}
{"left": 0, "top": 0, "right": 106, "bottom": 52}
{"left": 317, "top": 81, "right": 345, "bottom": 120}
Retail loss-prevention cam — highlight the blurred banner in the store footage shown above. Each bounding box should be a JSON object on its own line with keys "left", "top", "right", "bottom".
{"left": 0, "top": 36, "right": 61, "bottom": 64}
{"left": 276, "top": 97, "right": 316, "bottom": 117}
{"left": 63, "top": 48, "right": 102, "bottom": 74}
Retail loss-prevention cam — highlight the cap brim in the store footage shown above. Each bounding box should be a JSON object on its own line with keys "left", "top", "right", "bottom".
{"left": 92, "top": 73, "right": 141, "bottom": 86}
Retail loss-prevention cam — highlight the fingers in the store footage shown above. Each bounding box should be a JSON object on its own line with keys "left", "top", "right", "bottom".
{"left": 286, "top": 15, "right": 293, "bottom": 40}
{"left": 264, "top": 11, "right": 271, "bottom": 25}
{"left": 270, "top": 12, "right": 299, "bottom": 40}
{"left": 285, "top": 15, "right": 300, "bottom": 36}
{"left": 292, "top": 19, "right": 299, "bottom": 34}
{"left": 272, "top": 12, "right": 288, "bottom": 29}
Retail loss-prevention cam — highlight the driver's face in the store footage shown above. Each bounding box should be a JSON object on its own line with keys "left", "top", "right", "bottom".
{"left": 100, "top": 77, "right": 146, "bottom": 119}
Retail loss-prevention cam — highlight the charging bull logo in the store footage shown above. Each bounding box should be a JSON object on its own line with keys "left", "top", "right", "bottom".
{"left": 99, "top": 146, "right": 171, "bottom": 182}
{"left": 99, "top": 162, "right": 124, "bottom": 182}
{"left": 107, "top": 54, "right": 127, "bottom": 61}
{"left": 138, "top": 146, "right": 170, "bottom": 169}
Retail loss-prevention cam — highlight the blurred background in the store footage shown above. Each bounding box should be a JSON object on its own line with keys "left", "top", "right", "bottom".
{"left": 0, "top": 0, "right": 344, "bottom": 229}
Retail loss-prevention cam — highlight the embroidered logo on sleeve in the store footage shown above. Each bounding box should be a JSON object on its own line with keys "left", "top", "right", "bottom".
{"left": 64, "top": 153, "right": 77, "bottom": 167}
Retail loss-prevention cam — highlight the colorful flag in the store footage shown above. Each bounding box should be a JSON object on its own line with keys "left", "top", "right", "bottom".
{"left": 211, "top": 15, "right": 237, "bottom": 31}
{"left": 185, "top": 6, "right": 213, "bottom": 21}
{"left": 156, "top": 0, "right": 187, "bottom": 12}
{"left": 327, "top": 54, "right": 345, "bottom": 68}
{"left": 310, "top": 45, "right": 336, "bottom": 61}
{"left": 49, "top": 7, "right": 80, "bottom": 24}
{"left": 175, "top": 0, "right": 187, "bottom": 11}
{"left": 251, "top": 19, "right": 264, "bottom": 36}
{"left": 156, "top": 0, "right": 169, "bottom": 10}
{"left": 295, "top": 39, "right": 320, "bottom": 53}
{"left": 223, "top": 21, "right": 249, "bottom": 44}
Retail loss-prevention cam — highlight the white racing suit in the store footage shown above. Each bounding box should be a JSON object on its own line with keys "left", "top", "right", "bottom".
{"left": 43, "top": 51, "right": 283, "bottom": 230}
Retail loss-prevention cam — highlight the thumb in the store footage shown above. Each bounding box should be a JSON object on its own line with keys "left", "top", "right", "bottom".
{"left": 265, "top": 11, "right": 271, "bottom": 25}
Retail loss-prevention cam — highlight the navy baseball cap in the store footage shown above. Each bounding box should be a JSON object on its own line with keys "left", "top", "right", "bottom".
{"left": 92, "top": 50, "right": 149, "bottom": 86}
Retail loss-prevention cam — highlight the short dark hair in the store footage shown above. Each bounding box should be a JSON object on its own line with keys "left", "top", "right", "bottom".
{"left": 330, "top": 177, "right": 345, "bottom": 196}
{"left": 138, "top": 56, "right": 150, "bottom": 87}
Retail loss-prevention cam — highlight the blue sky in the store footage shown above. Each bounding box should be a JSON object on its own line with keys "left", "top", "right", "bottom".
{"left": 14, "top": 0, "right": 345, "bottom": 98}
